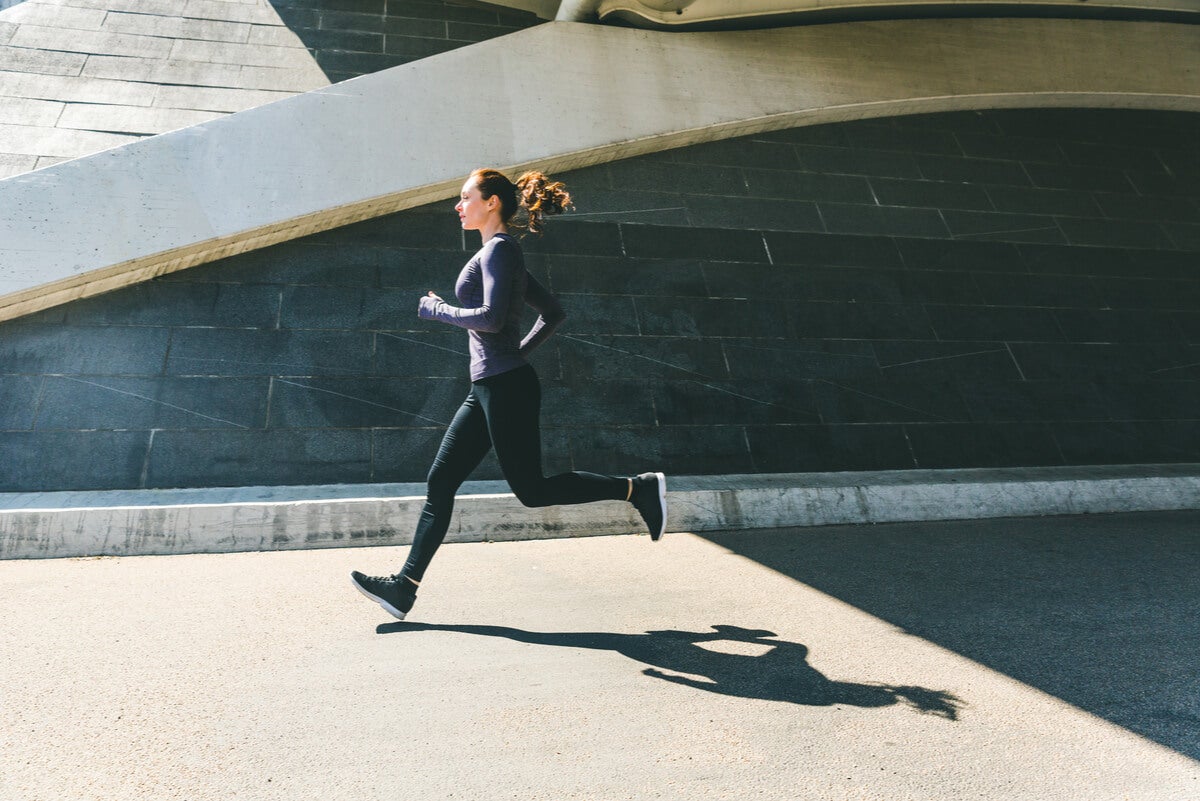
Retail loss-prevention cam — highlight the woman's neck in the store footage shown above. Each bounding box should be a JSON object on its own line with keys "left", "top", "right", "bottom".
{"left": 479, "top": 219, "right": 508, "bottom": 241}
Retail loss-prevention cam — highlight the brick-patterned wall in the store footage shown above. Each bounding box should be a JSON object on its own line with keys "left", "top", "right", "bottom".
{"left": 1, "top": 108, "right": 1197, "bottom": 491}
{"left": 271, "top": 0, "right": 543, "bottom": 83}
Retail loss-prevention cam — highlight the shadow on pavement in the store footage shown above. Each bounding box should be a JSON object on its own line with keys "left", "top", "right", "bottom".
{"left": 699, "top": 510, "right": 1200, "bottom": 761}
{"left": 377, "top": 621, "right": 962, "bottom": 719}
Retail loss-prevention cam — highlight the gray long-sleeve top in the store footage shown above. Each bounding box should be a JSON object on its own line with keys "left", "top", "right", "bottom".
{"left": 418, "top": 232, "right": 566, "bottom": 381}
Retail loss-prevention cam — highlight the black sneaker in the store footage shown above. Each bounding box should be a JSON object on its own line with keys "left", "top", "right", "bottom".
{"left": 350, "top": 571, "right": 417, "bottom": 620}
{"left": 630, "top": 472, "right": 667, "bottom": 541}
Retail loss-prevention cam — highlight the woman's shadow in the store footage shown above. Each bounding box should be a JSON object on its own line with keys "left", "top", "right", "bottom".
{"left": 378, "top": 622, "right": 963, "bottom": 720}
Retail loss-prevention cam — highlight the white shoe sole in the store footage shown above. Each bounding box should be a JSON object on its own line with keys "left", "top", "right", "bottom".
{"left": 350, "top": 575, "right": 408, "bottom": 620}
{"left": 652, "top": 472, "right": 667, "bottom": 541}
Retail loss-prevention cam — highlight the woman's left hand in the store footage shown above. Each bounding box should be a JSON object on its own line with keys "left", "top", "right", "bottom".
{"left": 418, "top": 291, "right": 444, "bottom": 318}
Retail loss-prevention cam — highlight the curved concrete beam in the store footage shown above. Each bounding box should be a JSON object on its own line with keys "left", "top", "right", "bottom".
{"left": 597, "top": 0, "right": 1199, "bottom": 28}
{"left": 0, "top": 18, "right": 1197, "bottom": 322}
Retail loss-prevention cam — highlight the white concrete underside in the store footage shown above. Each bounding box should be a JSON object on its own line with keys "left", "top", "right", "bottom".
{"left": 3, "top": 464, "right": 1199, "bottom": 558}
{"left": 0, "top": 17, "right": 1197, "bottom": 323}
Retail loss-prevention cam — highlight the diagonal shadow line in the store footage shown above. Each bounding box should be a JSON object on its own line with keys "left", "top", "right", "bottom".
{"left": 376, "top": 621, "right": 963, "bottom": 719}
{"left": 697, "top": 510, "right": 1200, "bottom": 761}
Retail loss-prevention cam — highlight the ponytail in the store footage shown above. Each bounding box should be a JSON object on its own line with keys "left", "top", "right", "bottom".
{"left": 469, "top": 168, "right": 572, "bottom": 236}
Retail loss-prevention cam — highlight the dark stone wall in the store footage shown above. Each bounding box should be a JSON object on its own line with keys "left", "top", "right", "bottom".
{"left": 268, "top": 0, "right": 543, "bottom": 84}
{"left": 1, "top": 108, "right": 1198, "bottom": 491}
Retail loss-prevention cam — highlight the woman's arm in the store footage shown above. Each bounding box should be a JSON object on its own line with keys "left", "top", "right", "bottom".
{"left": 519, "top": 273, "right": 567, "bottom": 357}
{"left": 418, "top": 240, "right": 516, "bottom": 333}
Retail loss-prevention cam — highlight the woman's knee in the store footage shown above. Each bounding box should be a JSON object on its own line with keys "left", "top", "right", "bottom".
{"left": 508, "top": 478, "right": 550, "bottom": 508}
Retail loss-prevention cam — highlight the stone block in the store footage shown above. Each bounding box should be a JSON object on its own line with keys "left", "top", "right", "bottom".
{"left": 905, "top": 422, "right": 1063, "bottom": 468}
{"left": 1053, "top": 420, "right": 1200, "bottom": 465}
{"left": 986, "top": 185, "right": 1102, "bottom": 217}
{"left": 896, "top": 237, "right": 1023, "bottom": 273}
{"left": 671, "top": 137, "right": 802, "bottom": 170}
{"left": 722, "top": 338, "right": 880, "bottom": 381}
{"left": 62, "top": 282, "right": 281, "bottom": 328}
{"left": 0, "top": 152, "right": 36, "bottom": 178}
{"left": 972, "top": 272, "right": 1097, "bottom": 309}
{"left": 57, "top": 104, "right": 224, "bottom": 135}
{"left": 280, "top": 284, "right": 411, "bottom": 331}
{"left": 571, "top": 424, "right": 755, "bottom": 476}
{"left": 0, "top": 430, "right": 150, "bottom": 491}
{"left": 0, "top": 70, "right": 158, "bottom": 104}
{"left": 927, "top": 305, "right": 1063, "bottom": 343}
{"left": 0, "top": 46, "right": 85, "bottom": 77}
{"left": 639, "top": 296, "right": 784, "bottom": 339}
{"left": 103, "top": 11, "right": 251, "bottom": 43}
{"left": 166, "top": 38, "right": 315, "bottom": 69}
{"left": 521, "top": 220, "right": 622, "bottom": 259}
{"left": 1090, "top": 276, "right": 1200, "bottom": 312}
{"left": 381, "top": 34, "right": 459, "bottom": 59}
{"left": 371, "top": 426, "right": 462, "bottom": 483}
{"left": 744, "top": 167, "right": 871, "bottom": 203}
{"left": 540, "top": 378, "right": 655, "bottom": 426}
{"left": 266, "top": 376, "right": 463, "bottom": 429}
{"left": 547, "top": 254, "right": 706, "bottom": 298}
{"left": 650, "top": 378, "right": 819, "bottom": 426}
{"left": 182, "top": 0, "right": 285, "bottom": 25}
{"left": 809, "top": 375, "right": 968, "bottom": 424}
{"left": 819, "top": 202, "right": 948, "bottom": 238}
{"left": 557, "top": 293, "right": 640, "bottom": 335}
{"left": 374, "top": 331, "right": 470, "bottom": 378}
{"left": 0, "top": 375, "right": 39, "bottom": 430}
{"left": 165, "top": 328, "right": 375, "bottom": 377}
{"left": 764, "top": 231, "right": 902, "bottom": 269}
{"left": 916, "top": 153, "right": 1030, "bottom": 186}
{"left": 795, "top": 143, "right": 921, "bottom": 179}
{"left": 145, "top": 428, "right": 373, "bottom": 488}
{"left": 621, "top": 223, "right": 768, "bottom": 263}
{"left": 9, "top": 25, "right": 173, "bottom": 59}
{"left": 1057, "top": 217, "right": 1174, "bottom": 250}
{"left": 0, "top": 96, "right": 62, "bottom": 126}
{"left": 556, "top": 335, "right": 729, "bottom": 382}
{"left": 1025, "top": 162, "right": 1135, "bottom": 192}
{"left": 2, "top": 3, "right": 106, "bottom": 29}
{"left": 35, "top": 376, "right": 269, "bottom": 431}
{"left": 873, "top": 341, "right": 1022, "bottom": 381}
{"left": 1094, "top": 192, "right": 1200, "bottom": 224}
{"left": 940, "top": 210, "right": 1065, "bottom": 244}
{"left": 744, "top": 423, "right": 914, "bottom": 472}
{"left": 0, "top": 122, "right": 139, "bottom": 158}
{"left": 0, "top": 322, "right": 171, "bottom": 376}
{"left": 957, "top": 131, "right": 1068, "bottom": 165}
{"left": 869, "top": 177, "right": 992, "bottom": 211}
{"left": 1054, "top": 308, "right": 1185, "bottom": 344}
{"left": 685, "top": 195, "right": 823, "bottom": 233}
{"left": 152, "top": 84, "right": 295, "bottom": 113}
{"left": 790, "top": 300, "right": 936, "bottom": 340}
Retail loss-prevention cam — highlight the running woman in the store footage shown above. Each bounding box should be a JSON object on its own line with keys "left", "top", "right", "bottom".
{"left": 351, "top": 168, "right": 668, "bottom": 620}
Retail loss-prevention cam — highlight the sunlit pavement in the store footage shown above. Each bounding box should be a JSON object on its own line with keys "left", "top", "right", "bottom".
{"left": 3, "top": 510, "right": 1197, "bottom": 800}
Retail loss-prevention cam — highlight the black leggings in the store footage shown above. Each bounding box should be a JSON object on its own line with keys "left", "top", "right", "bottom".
{"left": 400, "top": 364, "right": 627, "bottom": 582}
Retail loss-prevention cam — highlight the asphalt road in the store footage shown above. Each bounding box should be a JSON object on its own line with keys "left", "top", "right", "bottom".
{"left": 3, "top": 510, "right": 1198, "bottom": 801}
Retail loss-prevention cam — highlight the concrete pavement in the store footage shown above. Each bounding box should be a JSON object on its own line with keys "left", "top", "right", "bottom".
{"left": 2, "top": 510, "right": 1198, "bottom": 800}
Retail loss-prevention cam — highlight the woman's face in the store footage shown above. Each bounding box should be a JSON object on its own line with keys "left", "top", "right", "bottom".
{"left": 455, "top": 180, "right": 494, "bottom": 231}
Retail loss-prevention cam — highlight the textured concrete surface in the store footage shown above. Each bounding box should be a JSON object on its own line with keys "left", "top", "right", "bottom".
{"left": 2, "top": 17, "right": 1196, "bottom": 322}
{"left": 1, "top": 510, "right": 1197, "bottom": 800}
{"left": 3, "top": 464, "right": 1200, "bottom": 559}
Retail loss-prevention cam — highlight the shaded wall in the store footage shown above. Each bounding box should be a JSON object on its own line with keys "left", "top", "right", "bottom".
{"left": 1, "top": 107, "right": 1198, "bottom": 491}
{"left": 270, "top": 0, "right": 543, "bottom": 83}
